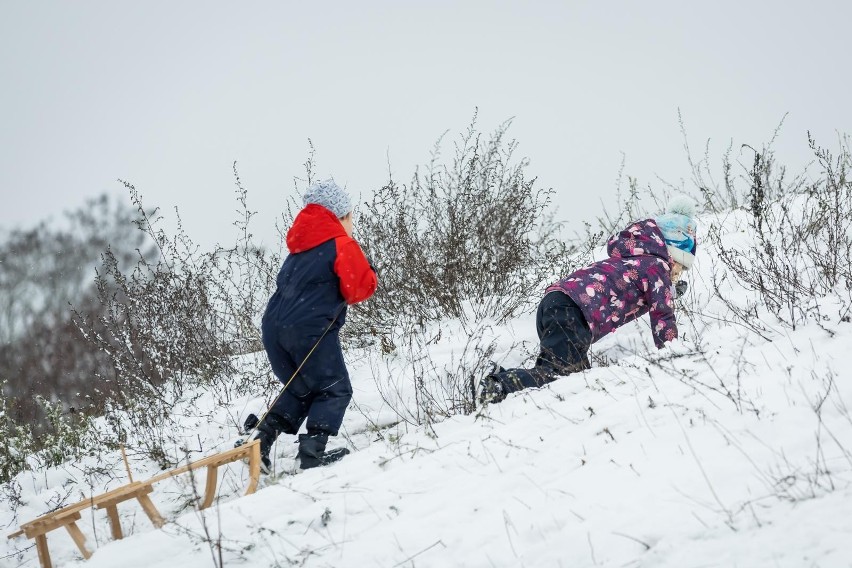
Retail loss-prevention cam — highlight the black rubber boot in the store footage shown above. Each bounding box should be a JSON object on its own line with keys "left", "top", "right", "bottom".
{"left": 479, "top": 376, "right": 507, "bottom": 404}
{"left": 256, "top": 412, "right": 293, "bottom": 475}
{"left": 242, "top": 413, "right": 259, "bottom": 434}
{"left": 234, "top": 414, "right": 273, "bottom": 473}
{"left": 297, "top": 432, "right": 328, "bottom": 470}
{"left": 255, "top": 426, "right": 276, "bottom": 474}
{"left": 478, "top": 363, "right": 508, "bottom": 404}
{"left": 298, "top": 432, "right": 351, "bottom": 470}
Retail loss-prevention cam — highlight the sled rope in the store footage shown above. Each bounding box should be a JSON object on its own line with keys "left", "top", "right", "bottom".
{"left": 120, "top": 444, "right": 134, "bottom": 483}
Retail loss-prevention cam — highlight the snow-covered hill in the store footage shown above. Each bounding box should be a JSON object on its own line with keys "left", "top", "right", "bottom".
{"left": 3, "top": 207, "right": 852, "bottom": 568}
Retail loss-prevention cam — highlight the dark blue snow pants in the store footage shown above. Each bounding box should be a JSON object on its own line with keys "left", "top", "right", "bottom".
{"left": 493, "top": 291, "right": 592, "bottom": 395}
{"left": 261, "top": 326, "right": 352, "bottom": 438}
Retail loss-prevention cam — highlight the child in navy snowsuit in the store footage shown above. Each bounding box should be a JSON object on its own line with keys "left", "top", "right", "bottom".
{"left": 255, "top": 179, "right": 377, "bottom": 471}
{"left": 481, "top": 195, "right": 698, "bottom": 403}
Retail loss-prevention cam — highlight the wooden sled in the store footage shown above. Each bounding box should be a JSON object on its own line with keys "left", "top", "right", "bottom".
{"left": 7, "top": 440, "right": 260, "bottom": 568}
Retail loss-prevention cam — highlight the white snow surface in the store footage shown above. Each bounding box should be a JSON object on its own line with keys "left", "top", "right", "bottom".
{"left": 3, "top": 208, "right": 852, "bottom": 568}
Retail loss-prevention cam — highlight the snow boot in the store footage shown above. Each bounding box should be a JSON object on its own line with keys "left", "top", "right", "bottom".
{"left": 478, "top": 376, "right": 506, "bottom": 404}
{"left": 298, "top": 433, "right": 350, "bottom": 470}
{"left": 254, "top": 414, "right": 288, "bottom": 475}
{"left": 235, "top": 413, "right": 279, "bottom": 474}
{"left": 478, "top": 362, "right": 507, "bottom": 404}
{"left": 242, "top": 413, "right": 259, "bottom": 434}
{"left": 254, "top": 427, "right": 275, "bottom": 475}
{"left": 235, "top": 425, "right": 273, "bottom": 474}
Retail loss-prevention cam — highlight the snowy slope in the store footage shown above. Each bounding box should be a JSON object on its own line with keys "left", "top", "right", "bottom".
{"left": 3, "top": 208, "right": 852, "bottom": 568}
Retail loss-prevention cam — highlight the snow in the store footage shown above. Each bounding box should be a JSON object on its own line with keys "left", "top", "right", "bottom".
{"left": 3, "top": 206, "right": 852, "bottom": 568}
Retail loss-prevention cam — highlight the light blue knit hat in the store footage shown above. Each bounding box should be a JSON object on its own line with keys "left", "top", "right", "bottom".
{"left": 655, "top": 194, "right": 698, "bottom": 269}
{"left": 303, "top": 179, "right": 352, "bottom": 218}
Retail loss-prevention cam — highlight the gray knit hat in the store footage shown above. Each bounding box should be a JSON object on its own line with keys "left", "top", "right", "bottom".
{"left": 303, "top": 179, "right": 352, "bottom": 218}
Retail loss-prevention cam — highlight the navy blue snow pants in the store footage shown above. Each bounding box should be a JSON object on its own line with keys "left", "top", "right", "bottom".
{"left": 261, "top": 325, "right": 352, "bottom": 437}
{"left": 493, "top": 291, "right": 592, "bottom": 395}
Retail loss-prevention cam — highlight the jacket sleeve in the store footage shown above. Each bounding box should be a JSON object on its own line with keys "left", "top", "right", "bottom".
{"left": 334, "top": 237, "right": 378, "bottom": 304}
{"left": 645, "top": 260, "right": 678, "bottom": 348}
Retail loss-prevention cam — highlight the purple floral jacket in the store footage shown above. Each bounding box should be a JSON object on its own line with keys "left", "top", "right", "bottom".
{"left": 546, "top": 219, "right": 677, "bottom": 348}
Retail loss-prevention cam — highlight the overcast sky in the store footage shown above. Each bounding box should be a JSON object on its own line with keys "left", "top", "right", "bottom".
{"left": 2, "top": 1, "right": 850, "bottom": 248}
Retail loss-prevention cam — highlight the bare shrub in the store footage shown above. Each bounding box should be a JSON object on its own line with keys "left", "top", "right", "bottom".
{"left": 73, "top": 166, "right": 280, "bottom": 467}
{"left": 0, "top": 195, "right": 153, "bottom": 425}
{"left": 367, "top": 322, "right": 504, "bottom": 427}
{"left": 706, "top": 135, "right": 852, "bottom": 329}
{"left": 0, "top": 195, "right": 155, "bottom": 481}
{"left": 345, "top": 114, "right": 580, "bottom": 418}
{"left": 0, "top": 384, "right": 34, "bottom": 483}
{"left": 354, "top": 113, "right": 572, "bottom": 339}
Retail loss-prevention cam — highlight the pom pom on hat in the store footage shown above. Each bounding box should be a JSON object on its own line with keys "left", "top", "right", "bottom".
{"left": 303, "top": 179, "right": 352, "bottom": 218}
{"left": 666, "top": 194, "right": 697, "bottom": 218}
{"left": 656, "top": 194, "right": 698, "bottom": 270}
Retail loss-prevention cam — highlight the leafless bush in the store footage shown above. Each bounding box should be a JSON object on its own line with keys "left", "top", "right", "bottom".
{"left": 0, "top": 195, "right": 153, "bottom": 425}
{"left": 594, "top": 157, "right": 653, "bottom": 240}
{"left": 346, "top": 114, "right": 584, "bottom": 420}
{"left": 747, "top": 368, "right": 852, "bottom": 504}
{"left": 412, "top": 331, "right": 498, "bottom": 422}
{"left": 706, "top": 135, "right": 852, "bottom": 329}
{"left": 368, "top": 322, "right": 504, "bottom": 426}
{"left": 0, "top": 384, "right": 34, "bottom": 483}
{"left": 73, "top": 165, "right": 280, "bottom": 467}
{"left": 0, "top": 195, "right": 155, "bottom": 481}
{"left": 354, "top": 113, "right": 572, "bottom": 340}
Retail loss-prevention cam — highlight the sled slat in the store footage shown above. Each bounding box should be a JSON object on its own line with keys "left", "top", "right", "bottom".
{"left": 8, "top": 440, "right": 260, "bottom": 568}
{"left": 146, "top": 440, "right": 260, "bottom": 484}
{"left": 95, "top": 483, "right": 158, "bottom": 537}
{"left": 15, "top": 482, "right": 144, "bottom": 538}
{"left": 23, "top": 512, "right": 82, "bottom": 539}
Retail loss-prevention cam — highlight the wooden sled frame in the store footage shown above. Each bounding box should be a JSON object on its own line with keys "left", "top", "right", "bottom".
{"left": 7, "top": 440, "right": 260, "bottom": 568}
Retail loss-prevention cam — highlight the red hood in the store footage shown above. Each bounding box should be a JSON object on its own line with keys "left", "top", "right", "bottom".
{"left": 286, "top": 204, "right": 347, "bottom": 254}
